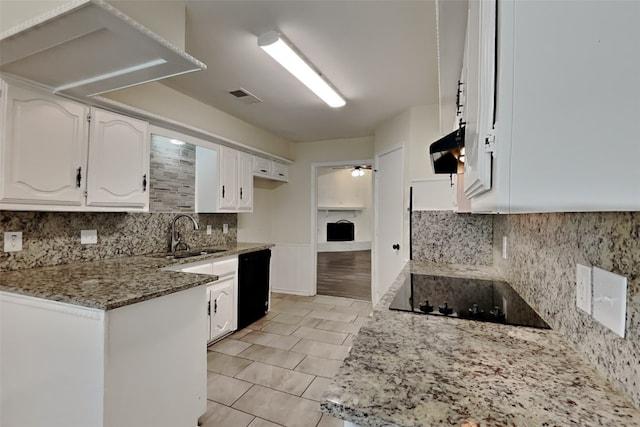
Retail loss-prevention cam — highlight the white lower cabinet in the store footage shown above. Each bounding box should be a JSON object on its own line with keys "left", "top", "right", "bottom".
{"left": 163, "top": 256, "right": 238, "bottom": 344}
{"left": 0, "top": 288, "right": 207, "bottom": 427}
{"left": 0, "top": 79, "right": 150, "bottom": 211}
{"left": 208, "top": 277, "right": 234, "bottom": 342}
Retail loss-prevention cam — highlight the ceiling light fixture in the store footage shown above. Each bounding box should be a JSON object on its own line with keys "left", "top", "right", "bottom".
{"left": 351, "top": 166, "right": 365, "bottom": 177}
{"left": 258, "top": 31, "right": 346, "bottom": 108}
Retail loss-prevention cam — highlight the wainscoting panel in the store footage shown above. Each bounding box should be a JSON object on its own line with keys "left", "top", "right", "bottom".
{"left": 270, "top": 244, "right": 314, "bottom": 296}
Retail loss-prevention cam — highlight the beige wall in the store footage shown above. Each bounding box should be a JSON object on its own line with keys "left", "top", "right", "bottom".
{"left": 237, "top": 179, "right": 277, "bottom": 243}
{"left": 373, "top": 104, "right": 442, "bottom": 260}
{"left": 105, "top": 83, "right": 292, "bottom": 159}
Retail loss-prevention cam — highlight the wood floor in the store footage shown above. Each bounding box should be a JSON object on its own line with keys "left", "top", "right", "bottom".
{"left": 316, "top": 250, "right": 371, "bottom": 301}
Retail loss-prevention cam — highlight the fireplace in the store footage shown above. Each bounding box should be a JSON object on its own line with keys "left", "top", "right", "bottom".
{"left": 327, "top": 220, "right": 354, "bottom": 241}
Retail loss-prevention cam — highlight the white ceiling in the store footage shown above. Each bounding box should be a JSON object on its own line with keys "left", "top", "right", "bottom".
{"left": 161, "top": 0, "right": 440, "bottom": 142}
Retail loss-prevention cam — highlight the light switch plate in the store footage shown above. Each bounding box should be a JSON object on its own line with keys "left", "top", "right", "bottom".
{"left": 223, "top": 224, "right": 229, "bottom": 234}
{"left": 592, "top": 267, "right": 627, "bottom": 338}
{"left": 4, "top": 232, "right": 23, "bottom": 252}
{"left": 80, "top": 230, "right": 98, "bottom": 245}
{"left": 576, "top": 264, "right": 592, "bottom": 314}
{"left": 206, "top": 225, "right": 212, "bottom": 235}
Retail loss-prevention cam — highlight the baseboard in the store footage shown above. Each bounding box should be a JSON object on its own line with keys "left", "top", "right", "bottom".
{"left": 318, "top": 241, "right": 371, "bottom": 252}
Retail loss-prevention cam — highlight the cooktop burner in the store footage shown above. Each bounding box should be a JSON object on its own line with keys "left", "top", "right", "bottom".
{"left": 389, "top": 274, "right": 550, "bottom": 329}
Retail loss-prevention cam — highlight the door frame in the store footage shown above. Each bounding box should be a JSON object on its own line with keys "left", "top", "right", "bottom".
{"left": 372, "top": 144, "right": 405, "bottom": 305}
{"left": 310, "top": 159, "right": 374, "bottom": 298}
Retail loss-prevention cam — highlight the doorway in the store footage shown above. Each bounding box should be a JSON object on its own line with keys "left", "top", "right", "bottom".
{"left": 311, "top": 161, "right": 373, "bottom": 301}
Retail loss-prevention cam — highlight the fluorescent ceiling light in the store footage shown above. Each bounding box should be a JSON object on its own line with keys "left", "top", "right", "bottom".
{"left": 54, "top": 58, "right": 168, "bottom": 93}
{"left": 258, "top": 31, "right": 345, "bottom": 108}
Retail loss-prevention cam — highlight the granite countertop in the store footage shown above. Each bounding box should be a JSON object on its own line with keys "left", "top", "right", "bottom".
{"left": 0, "top": 242, "right": 273, "bottom": 311}
{"left": 321, "top": 261, "right": 640, "bottom": 427}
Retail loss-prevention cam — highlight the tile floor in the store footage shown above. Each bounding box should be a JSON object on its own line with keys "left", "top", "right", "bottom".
{"left": 200, "top": 293, "right": 373, "bottom": 427}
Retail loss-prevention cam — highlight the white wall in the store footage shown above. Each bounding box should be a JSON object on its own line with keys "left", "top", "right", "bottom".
{"left": 271, "top": 137, "right": 375, "bottom": 245}
{"left": 265, "top": 137, "right": 374, "bottom": 296}
{"left": 316, "top": 167, "right": 373, "bottom": 249}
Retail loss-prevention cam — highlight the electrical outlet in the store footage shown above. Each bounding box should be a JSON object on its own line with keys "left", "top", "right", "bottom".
{"left": 206, "top": 225, "right": 212, "bottom": 235}
{"left": 576, "top": 264, "right": 592, "bottom": 314}
{"left": 592, "top": 267, "right": 627, "bottom": 338}
{"left": 81, "top": 230, "right": 98, "bottom": 245}
{"left": 4, "top": 232, "right": 23, "bottom": 252}
{"left": 502, "top": 236, "right": 508, "bottom": 259}
{"left": 223, "top": 224, "right": 229, "bottom": 234}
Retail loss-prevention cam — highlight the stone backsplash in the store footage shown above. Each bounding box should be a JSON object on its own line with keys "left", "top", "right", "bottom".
{"left": 493, "top": 212, "right": 640, "bottom": 409}
{"left": 411, "top": 210, "right": 493, "bottom": 266}
{"left": 0, "top": 211, "right": 237, "bottom": 271}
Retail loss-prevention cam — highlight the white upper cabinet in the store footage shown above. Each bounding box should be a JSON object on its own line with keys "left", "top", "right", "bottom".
{"left": 252, "top": 155, "right": 289, "bottom": 182}
{"left": 0, "top": 81, "right": 88, "bottom": 206}
{"left": 462, "top": 0, "right": 640, "bottom": 213}
{"left": 86, "top": 108, "right": 149, "bottom": 208}
{"left": 0, "top": 80, "right": 150, "bottom": 211}
{"left": 218, "top": 146, "right": 239, "bottom": 211}
{"left": 462, "top": 0, "right": 495, "bottom": 199}
{"left": 237, "top": 151, "right": 253, "bottom": 212}
{"left": 196, "top": 145, "right": 253, "bottom": 213}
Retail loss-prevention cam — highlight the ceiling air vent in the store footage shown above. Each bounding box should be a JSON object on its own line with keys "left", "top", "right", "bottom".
{"left": 229, "top": 88, "right": 262, "bottom": 104}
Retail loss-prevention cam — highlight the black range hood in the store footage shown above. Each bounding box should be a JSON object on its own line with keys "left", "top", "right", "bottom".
{"left": 429, "top": 126, "right": 465, "bottom": 174}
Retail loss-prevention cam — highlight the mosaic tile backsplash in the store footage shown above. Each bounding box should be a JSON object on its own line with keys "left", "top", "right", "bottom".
{"left": 0, "top": 211, "right": 237, "bottom": 271}
{"left": 149, "top": 138, "right": 196, "bottom": 212}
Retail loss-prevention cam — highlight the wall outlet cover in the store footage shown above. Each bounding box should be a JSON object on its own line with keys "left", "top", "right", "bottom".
{"left": 4, "top": 232, "right": 23, "bottom": 252}
{"left": 502, "top": 236, "right": 508, "bottom": 259}
{"left": 592, "top": 267, "right": 627, "bottom": 338}
{"left": 80, "top": 230, "right": 98, "bottom": 245}
{"left": 576, "top": 264, "right": 592, "bottom": 314}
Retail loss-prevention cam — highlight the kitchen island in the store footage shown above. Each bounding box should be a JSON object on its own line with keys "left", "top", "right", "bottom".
{"left": 321, "top": 262, "right": 640, "bottom": 426}
{"left": 0, "top": 242, "right": 272, "bottom": 427}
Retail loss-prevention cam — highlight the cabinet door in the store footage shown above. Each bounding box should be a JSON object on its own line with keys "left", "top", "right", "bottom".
{"left": 1, "top": 82, "right": 88, "bottom": 206}
{"left": 463, "top": 0, "right": 495, "bottom": 198}
{"left": 86, "top": 108, "right": 149, "bottom": 209}
{"left": 237, "top": 151, "right": 253, "bottom": 212}
{"left": 253, "top": 156, "right": 272, "bottom": 176}
{"left": 208, "top": 277, "right": 234, "bottom": 342}
{"left": 218, "top": 146, "right": 238, "bottom": 210}
{"left": 272, "top": 162, "right": 289, "bottom": 182}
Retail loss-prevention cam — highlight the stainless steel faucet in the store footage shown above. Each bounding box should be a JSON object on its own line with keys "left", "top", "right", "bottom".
{"left": 171, "top": 214, "right": 199, "bottom": 254}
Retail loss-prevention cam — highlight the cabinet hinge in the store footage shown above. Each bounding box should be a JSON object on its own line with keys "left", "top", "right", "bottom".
{"left": 87, "top": 113, "right": 92, "bottom": 123}
{"left": 484, "top": 134, "right": 496, "bottom": 153}
{"left": 83, "top": 190, "right": 88, "bottom": 197}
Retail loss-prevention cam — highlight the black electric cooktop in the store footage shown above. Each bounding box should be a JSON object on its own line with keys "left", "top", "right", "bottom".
{"left": 389, "top": 273, "right": 550, "bottom": 329}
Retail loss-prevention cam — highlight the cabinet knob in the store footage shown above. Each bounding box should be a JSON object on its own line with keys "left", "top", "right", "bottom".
{"left": 392, "top": 244, "right": 400, "bottom": 250}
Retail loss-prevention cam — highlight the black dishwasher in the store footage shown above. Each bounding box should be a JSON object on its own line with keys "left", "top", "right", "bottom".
{"left": 237, "top": 249, "right": 272, "bottom": 330}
